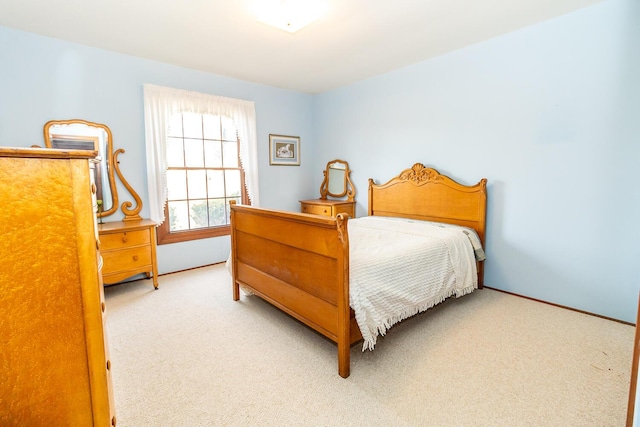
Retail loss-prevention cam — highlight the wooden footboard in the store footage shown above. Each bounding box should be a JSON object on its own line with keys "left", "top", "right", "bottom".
{"left": 229, "top": 202, "right": 358, "bottom": 378}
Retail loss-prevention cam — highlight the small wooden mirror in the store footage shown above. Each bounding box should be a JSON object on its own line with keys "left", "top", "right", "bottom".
{"left": 320, "top": 159, "right": 355, "bottom": 201}
{"left": 44, "top": 119, "right": 142, "bottom": 221}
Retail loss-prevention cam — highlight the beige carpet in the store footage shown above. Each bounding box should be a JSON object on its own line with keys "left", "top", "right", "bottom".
{"left": 104, "top": 264, "right": 634, "bottom": 426}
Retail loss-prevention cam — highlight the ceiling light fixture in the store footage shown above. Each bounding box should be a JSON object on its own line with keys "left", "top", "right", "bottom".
{"left": 254, "top": 0, "right": 327, "bottom": 34}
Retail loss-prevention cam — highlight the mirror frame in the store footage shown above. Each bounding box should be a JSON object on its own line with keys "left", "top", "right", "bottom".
{"left": 319, "top": 159, "right": 355, "bottom": 202}
{"left": 44, "top": 119, "right": 119, "bottom": 218}
{"left": 43, "top": 119, "right": 143, "bottom": 221}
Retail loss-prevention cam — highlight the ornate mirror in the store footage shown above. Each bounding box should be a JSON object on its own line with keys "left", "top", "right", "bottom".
{"left": 43, "top": 119, "right": 142, "bottom": 220}
{"left": 320, "top": 159, "right": 355, "bottom": 201}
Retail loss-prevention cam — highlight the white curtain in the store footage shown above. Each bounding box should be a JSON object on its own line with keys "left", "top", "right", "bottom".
{"left": 143, "top": 84, "right": 260, "bottom": 225}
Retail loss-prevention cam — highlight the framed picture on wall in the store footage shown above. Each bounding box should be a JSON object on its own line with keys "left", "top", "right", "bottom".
{"left": 269, "top": 134, "right": 300, "bottom": 166}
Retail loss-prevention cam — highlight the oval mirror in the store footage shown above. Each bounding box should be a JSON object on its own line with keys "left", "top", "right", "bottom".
{"left": 320, "top": 159, "right": 355, "bottom": 201}
{"left": 43, "top": 119, "right": 117, "bottom": 217}
{"left": 327, "top": 162, "right": 347, "bottom": 196}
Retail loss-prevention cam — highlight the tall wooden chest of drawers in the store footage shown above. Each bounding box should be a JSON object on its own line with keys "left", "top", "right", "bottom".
{"left": 0, "top": 147, "right": 116, "bottom": 426}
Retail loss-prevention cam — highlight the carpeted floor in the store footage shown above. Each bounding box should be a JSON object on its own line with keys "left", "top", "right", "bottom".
{"left": 104, "top": 264, "right": 634, "bottom": 426}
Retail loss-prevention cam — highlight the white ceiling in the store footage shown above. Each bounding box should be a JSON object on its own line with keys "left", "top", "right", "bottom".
{"left": 0, "top": 0, "right": 602, "bottom": 94}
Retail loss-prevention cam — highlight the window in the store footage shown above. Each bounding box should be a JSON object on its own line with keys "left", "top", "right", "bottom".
{"left": 143, "top": 84, "right": 260, "bottom": 246}
{"left": 156, "top": 113, "right": 249, "bottom": 244}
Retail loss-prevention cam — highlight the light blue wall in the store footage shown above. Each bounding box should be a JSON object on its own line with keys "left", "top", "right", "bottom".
{"left": 314, "top": 0, "right": 640, "bottom": 322}
{"left": 1, "top": 0, "right": 637, "bottom": 322}
{"left": 0, "top": 26, "right": 317, "bottom": 274}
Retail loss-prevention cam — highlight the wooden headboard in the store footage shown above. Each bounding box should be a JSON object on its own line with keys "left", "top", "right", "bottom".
{"left": 368, "top": 163, "right": 488, "bottom": 249}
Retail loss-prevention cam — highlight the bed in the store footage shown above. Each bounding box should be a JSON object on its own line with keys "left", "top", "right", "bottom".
{"left": 229, "top": 163, "right": 487, "bottom": 378}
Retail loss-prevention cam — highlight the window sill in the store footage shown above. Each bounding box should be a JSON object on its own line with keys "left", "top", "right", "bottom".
{"left": 157, "top": 225, "right": 230, "bottom": 245}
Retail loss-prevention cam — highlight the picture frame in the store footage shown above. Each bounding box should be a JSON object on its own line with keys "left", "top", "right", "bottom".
{"left": 269, "top": 134, "right": 300, "bottom": 166}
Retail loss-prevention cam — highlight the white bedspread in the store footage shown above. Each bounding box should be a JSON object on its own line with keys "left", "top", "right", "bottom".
{"left": 348, "top": 216, "right": 480, "bottom": 350}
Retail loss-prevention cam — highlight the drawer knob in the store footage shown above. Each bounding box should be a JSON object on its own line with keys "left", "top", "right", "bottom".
{"left": 112, "top": 416, "right": 117, "bottom": 426}
{"left": 91, "top": 184, "right": 97, "bottom": 194}
{"left": 101, "top": 302, "right": 106, "bottom": 312}
{"left": 122, "top": 236, "right": 128, "bottom": 243}
{"left": 106, "top": 360, "right": 111, "bottom": 370}
{"left": 133, "top": 255, "right": 139, "bottom": 261}
{"left": 96, "top": 240, "right": 101, "bottom": 250}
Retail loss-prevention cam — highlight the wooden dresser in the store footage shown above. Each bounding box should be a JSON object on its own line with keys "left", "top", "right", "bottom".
{"left": 99, "top": 219, "right": 159, "bottom": 289}
{"left": 300, "top": 198, "right": 356, "bottom": 218}
{"left": 0, "top": 147, "right": 116, "bottom": 426}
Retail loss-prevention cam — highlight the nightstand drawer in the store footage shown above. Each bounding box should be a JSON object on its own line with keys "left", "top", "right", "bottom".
{"left": 302, "top": 204, "right": 332, "bottom": 216}
{"left": 100, "top": 229, "right": 150, "bottom": 251}
{"left": 101, "top": 247, "right": 151, "bottom": 275}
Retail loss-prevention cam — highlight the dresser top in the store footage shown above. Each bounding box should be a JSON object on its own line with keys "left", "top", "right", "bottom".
{"left": 300, "top": 199, "right": 355, "bottom": 206}
{"left": 0, "top": 146, "right": 98, "bottom": 160}
{"left": 98, "top": 219, "right": 157, "bottom": 233}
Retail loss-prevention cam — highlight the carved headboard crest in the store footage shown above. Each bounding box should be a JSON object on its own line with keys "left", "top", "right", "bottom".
{"left": 399, "top": 163, "right": 443, "bottom": 185}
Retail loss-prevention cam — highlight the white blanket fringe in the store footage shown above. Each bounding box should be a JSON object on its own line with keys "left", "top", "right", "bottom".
{"left": 359, "top": 284, "right": 476, "bottom": 351}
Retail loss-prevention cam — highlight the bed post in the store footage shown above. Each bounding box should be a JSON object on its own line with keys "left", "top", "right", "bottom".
{"left": 367, "top": 178, "right": 375, "bottom": 216}
{"left": 336, "top": 213, "right": 351, "bottom": 378}
{"left": 477, "top": 178, "right": 488, "bottom": 289}
{"left": 229, "top": 200, "right": 240, "bottom": 301}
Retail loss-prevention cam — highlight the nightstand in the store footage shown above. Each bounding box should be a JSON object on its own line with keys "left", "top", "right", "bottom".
{"left": 300, "top": 199, "right": 356, "bottom": 218}
{"left": 98, "top": 219, "right": 159, "bottom": 289}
